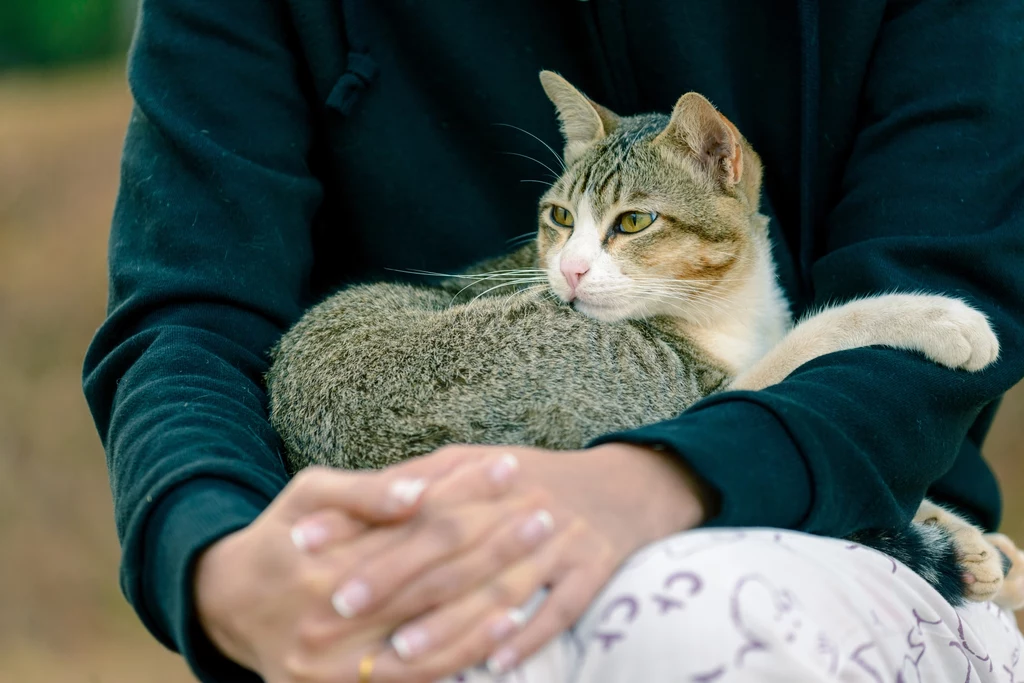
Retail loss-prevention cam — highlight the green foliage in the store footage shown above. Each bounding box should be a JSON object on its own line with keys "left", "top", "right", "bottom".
{"left": 0, "top": 0, "right": 134, "bottom": 68}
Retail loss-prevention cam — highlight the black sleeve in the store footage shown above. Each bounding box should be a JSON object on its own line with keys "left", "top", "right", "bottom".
{"left": 595, "top": 0, "right": 1024, "bottom": 535}
{"left": 82, "top": 0, "right": 322, "bottom": 679}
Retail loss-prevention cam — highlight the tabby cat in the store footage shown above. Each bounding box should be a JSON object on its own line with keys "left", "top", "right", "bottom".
{"left": 268, "top": 71, "right": 1022, "bottom": 609}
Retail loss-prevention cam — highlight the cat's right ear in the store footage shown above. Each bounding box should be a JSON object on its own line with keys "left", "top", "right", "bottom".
{"left": 539, "top": 71, "right": 619, "bottom": 164}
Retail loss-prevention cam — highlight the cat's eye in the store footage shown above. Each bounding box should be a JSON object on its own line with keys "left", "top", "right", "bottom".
{"left": 550, "top": 206, "right": 575, "bottom": 228}
{"left": 618, "top": 212, "right": 658, "bottom": 234}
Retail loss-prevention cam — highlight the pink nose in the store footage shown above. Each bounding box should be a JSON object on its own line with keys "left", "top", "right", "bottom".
{"left": 560, "top": 260, "right": 590, "bottom": 294}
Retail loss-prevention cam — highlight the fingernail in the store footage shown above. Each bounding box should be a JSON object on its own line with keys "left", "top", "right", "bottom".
{"left": 490, "top": 453, "right": 519, "bottom": 484}
{"left": 391, "top": 626, "right": 429, "bottom": 660}
{"left": 489, "top": 608, "right": 527, "bottom": 641}
{"left": 290, "top": 523, "right": 328, "bottom": 551}
{"left": 519, "top": 509, "right": 555, "bottom": 544}
{"left": 389, "top": 478, "right": 427, "bottom": 507}
{"left": 332, "top": 580, "right": 371, "bottom": 618}
{"left": 486, "top": 646, "right": 518, "bottom": 675}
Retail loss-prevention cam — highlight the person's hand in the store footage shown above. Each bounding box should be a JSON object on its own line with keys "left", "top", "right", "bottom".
{"left": 193, "top": 451, "right": 521, "bottom": 683}
{"left": 313, "top": 443, "right": 710, "bottom": 681}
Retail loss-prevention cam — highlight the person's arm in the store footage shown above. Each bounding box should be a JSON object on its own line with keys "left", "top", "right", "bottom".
{"left": 82, "top": 0, "right": 320, "bottom": 678}
{"left": 595, "top": 0, "right": 1024, "bottom": 536}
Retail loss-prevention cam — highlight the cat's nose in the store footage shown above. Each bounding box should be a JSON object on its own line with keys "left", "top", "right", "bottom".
{"left": 560, "top": 260, "right": 590, "bottom": 295}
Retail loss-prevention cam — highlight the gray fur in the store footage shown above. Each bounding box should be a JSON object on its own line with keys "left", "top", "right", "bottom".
{"left": 268, "top": 243, "right": 728, "bottom": 472}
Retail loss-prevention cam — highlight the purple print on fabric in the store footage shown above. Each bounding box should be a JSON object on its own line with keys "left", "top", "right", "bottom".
{"left": 850, "top": 641, "right": 884, "bottom": 683}
{"left": 957, "top": 613, "right": 994, "bottom": 673}
{"left": 895, "top": 608, "right": 944, "bottom": 683}
{"left": 599, "top": 595, "right": 640, "bottom": 624}
{"left": 948, "top": 640, "right": 975, "bottom": 683}
{"left": 817, "top": 631, "right": 840, "bottom": 675}
{"left": 689, "top": 666, "right": 727, "bottom": 682}
{"left": 730, "top": 575, "right": 803, "bottom": 667}
{"left": 590, "top": 595, "right": 640, "bottom": 653}
{"left": 652, "top": 570, "right": 704, "bottom": 614}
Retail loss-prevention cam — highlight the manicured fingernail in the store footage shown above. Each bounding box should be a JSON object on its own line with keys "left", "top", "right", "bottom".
{"left": 486, "top": 646, "right": 518, "bottom": 675}
{"left": 389, "top": 478, "right": 427, "bottom": 507}
{"left": 391, "top": 626, "right": 429, "bottom": 660}
{"left": 490, "top": 453, "right": 519, "bottom": 484}
{"left": 332, "top": 580, "right": 371, "bottom": 618}
{"left": 519, "top": 509, "right": 555, "bottom": 544}
{"left": 290, "top": 523, "right": 329, "bottom": 551}
{"left": 489, "top": 608, "right": 527, "bottom": 641}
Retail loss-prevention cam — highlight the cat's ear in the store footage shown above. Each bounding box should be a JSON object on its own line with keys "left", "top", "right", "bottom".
{"left": 539, "top": 70, "right": 620, "bottom": 164}
{"left": 655, "top": 93, "right": 760, "bottom": 207}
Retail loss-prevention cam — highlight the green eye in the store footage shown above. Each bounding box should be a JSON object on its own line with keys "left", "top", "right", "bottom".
{"left": 618, "top": 212, "right": 657, "bottom": 234}
{"left": 550, "top": 206, "right": 575, "bottom": 228}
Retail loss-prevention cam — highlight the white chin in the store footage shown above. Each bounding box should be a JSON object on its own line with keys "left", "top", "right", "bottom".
{"left": 571, "top": 299, "right": 633, "bottom": 323}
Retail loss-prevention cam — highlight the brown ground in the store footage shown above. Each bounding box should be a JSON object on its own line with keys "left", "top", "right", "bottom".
{"left": 0, "top": 64, "right": 1021, "bottom": 682}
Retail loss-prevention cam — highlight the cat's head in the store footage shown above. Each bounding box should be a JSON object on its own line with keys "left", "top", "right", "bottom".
{"left": 536, "top": 71, "right": 767, "bottom": 323}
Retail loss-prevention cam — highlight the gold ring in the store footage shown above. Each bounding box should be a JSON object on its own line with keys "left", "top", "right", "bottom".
{"left": 358, "top": 651, "right": 376, "bottom": 683}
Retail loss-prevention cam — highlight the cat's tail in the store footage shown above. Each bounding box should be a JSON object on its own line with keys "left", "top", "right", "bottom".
{"left": 846, "top": 523, "right": 969, "bottom": 606}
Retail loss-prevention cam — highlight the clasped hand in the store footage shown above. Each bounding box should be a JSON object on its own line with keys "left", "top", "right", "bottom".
{"left": 195, "top": 444, "right": 706, "bottom": 683}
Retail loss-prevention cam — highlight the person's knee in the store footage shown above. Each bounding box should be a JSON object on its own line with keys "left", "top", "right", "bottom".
{"left": 573, "top": 530, "right": 841, "bottom": 680}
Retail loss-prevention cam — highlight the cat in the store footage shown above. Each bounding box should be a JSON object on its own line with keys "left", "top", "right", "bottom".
{"left": 267, "top": 71, "right": 1022, "bottom": 611}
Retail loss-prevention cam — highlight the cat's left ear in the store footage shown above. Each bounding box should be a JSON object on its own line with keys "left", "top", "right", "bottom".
{"left": 539, "top": 70, "right": 620, "bottom": 164}
{"left": 655, "top": 93, "right": 754, "bottom": 202}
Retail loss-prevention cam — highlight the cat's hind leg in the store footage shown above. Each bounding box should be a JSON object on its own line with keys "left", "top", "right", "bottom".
{"left": 729, "top": 294, "right": 999, "bottom": 391}
{"left": 914, "top": 499, "right": 1006, "bottom": 603}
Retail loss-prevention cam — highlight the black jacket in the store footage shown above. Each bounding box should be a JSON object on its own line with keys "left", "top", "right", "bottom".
{"left": 83, "top": 1, "right": 1024, "bottom": 680}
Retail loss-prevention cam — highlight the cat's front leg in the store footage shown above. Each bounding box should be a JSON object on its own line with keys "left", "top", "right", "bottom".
{"left": 729, "top": 294, "right": 999, "bottom": 392}
{"left": 914, "top": 498, "right": 1005, "bottom": 602}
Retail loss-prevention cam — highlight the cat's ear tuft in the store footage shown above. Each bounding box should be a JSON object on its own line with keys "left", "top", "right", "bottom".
{"left": 539, "top": 70, "right": 619, "bottom": 164}
{"left": 656, "top": 93, "right": 746, "bottom": 192}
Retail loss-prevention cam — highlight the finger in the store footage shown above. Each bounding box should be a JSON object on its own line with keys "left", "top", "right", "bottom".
{"left": 381, "top": 508, "right": 555, "bottom": 656}
{"left": 375, "top": 522, "right": 571, "bottom": 681}
{"left": 421, "top": 449, "right": 521, "bottom": 509}
{"left": 377, "top": 507, "right": 555, "bottom": 625}
{"left": 376, "top": 540, "right": 565, "bottom": 679}
{"left": 279, "top": 466, "right": 429, "bottom": 522}
{"left": 485, "top": 564, "right": 608, "bottom": 675}
{"left": 290, "top": 509, "right": 367, "bottom": 553}
{"left": 329, "top": 496, "right": 535, "bottom": 620}
{"left": 383, "top": 444, "right": 483, "bottom": 481}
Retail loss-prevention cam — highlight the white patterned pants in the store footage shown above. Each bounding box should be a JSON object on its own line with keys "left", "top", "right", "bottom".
{"left": 448, "top": 528, "right": 1023, "bottom": 682}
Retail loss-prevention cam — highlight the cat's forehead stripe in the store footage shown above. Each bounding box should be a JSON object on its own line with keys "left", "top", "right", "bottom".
{"left": 563, "top": 116, "right": 669, "bottom": 220}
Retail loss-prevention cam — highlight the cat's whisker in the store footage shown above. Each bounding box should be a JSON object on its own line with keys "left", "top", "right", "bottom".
{"left": 387, "top": 267, "right": 544, "bottom": 281}
{"left": 520, "top": 179, "right": 554, "bottom": 187}
{"left": 493, "top": 122, "right": 567, "bottom": 173}
{"left": 500, "top": 151, "right": 560, "bottom": 181}
{"left": 504, "top": 232, "right": 535, "bottom": 243}
{"left": 506, "top": 233, "right": 538, "bottom": 246}
{"left": 467, "top": 278, "right": 551, "bottom": 305}
{"left": 444, "top": 271, "right": 549, "bottom": 303}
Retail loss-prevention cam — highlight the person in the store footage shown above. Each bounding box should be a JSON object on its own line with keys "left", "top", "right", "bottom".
{"left": 83, "top": 1, "right": 1024, "bottom": 681}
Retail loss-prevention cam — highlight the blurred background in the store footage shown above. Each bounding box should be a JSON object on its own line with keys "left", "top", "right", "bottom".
{"left": 0, "top": 2, "right": 1021, "bottom": 681}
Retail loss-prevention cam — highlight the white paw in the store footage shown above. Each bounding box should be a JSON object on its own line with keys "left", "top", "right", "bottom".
{"left": 986, "top": 533, "right": 1024, "bottom": 611}
{"left": 952, "top": 525, "right": 1004, "bottom": 602}
{"left": 917, "top": 298, "right": 999, "bottom": 372}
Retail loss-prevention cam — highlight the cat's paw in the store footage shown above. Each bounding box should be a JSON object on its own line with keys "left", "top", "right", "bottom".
{"left": 951, "top": 525, "right": 1005, "bottom": 602}
{"left": 916, "top": 298, "right": 999, "bottom": 372}
{"left": 985, "top": 533, "right": 1024, "bottom": 611}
